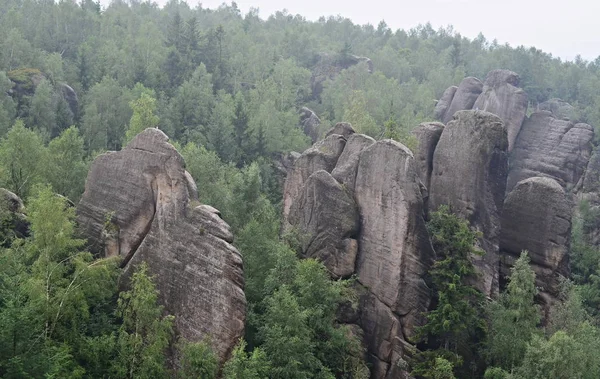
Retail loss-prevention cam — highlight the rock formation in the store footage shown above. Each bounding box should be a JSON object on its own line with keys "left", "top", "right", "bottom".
{"left": 429, "top": 110, "right": 509, "bottom": 296}
{"left": 412, "top": 122, "right": 444, "bottom": 196}
{"left": 289, "top": 170, "right": 359, "bottom": 278}
{"left": 439, "top": 77, "right": 483, "bottom": 124}
{"left": 284, "top": 128, "right": 434, "bottom": 378}
{"left": 473, "top": 69, "right": 528, "bottom": 150}
{"left": 538, "top": 98, "right": 576, "bottom": 121}
{"left": 507, "top": 110, "right": 594, "bottom": 192}
{"left": 500, "top": 177, "right": 572, "bottom": 303}
{"left": 282, "top": 134, "right": 347, "bottom": 226}
{"left": 299, "top": 106, "right": 321, "bottom": 143}
{"left": 76, "top": 129, "right": 245, "bottom": 364}
{"left": 0, "top": 188, "right": 29, "bottom": 243}
{"left": 435, "top": 70, "right": 528, "bottom": 151}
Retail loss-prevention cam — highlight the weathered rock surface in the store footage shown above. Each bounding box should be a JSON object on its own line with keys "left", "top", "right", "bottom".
{"left": 282, "top": 134, "right": 346, "bottom": 225}
{"left": 282, "top": 132, "right": 434, "bottom": 379}
{"left": 500, "top": 177, "right": 572, "bottom": 300}
{"left": 354, "top": 140, "right": 434, "bottom": 377}
{"left": 288, "top": 170, "right": 359, "bottom": 278}
{"left": 0, "top": 188, "right": 29, "bottom": 243}
{"left": 507, "top": 110, "right": 594, "bottom": 192}
{"left": 299, "top": 106, "right": 321, "bottom": 143}
{"left": 440, "top": 77, "right": 483, "bottom": 124}
{"left": 77, "top": 128, "right": 245, "bottom": 364}
{"left": 412, "top": 122, "right": 445, "bottom": 193}
{"left": 539, "top": 98, "right": 576, "bottom": 121}
{"left": 433, "top": 86, "right": 458, "bottom": 121}
{"left": 473, "top": 69, "right": 528, "bottom": 150}
{"left": 326, "top": 121, "right": 356, "bottom": 139}
{"left": 429, "top": 110, "right": 509, "bottom": 296}
{"left": 331, "top": 133, "right": 375, "bottom": 191}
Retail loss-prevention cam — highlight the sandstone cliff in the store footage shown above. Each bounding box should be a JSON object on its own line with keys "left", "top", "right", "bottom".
{"left": 77, "top": 129, "right": 245, "bottom": 364}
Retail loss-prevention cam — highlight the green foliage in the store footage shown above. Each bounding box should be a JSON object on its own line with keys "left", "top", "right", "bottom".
{"left": 0, "top": 119, "right": 45, "bottom": 198}
{"left": 485, "top": 252, "right": 540, "bottom": 371}
{"left": 415, "top": 205, "right": 486, "bottom": 377}
{"left": 223, "top": 339, "right": 271, "bottom": 379}
{"left": 113, "top": 262, "right": 174, "bottom": 379}
{"left": 124, "top": 93, "right": 160, "bottom": 145}
{"left": 176, "top": 340, "right": 219, "bottom": 379}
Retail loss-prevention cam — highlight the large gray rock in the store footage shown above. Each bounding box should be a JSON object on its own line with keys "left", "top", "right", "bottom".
{"left": 289, "top": 170, "right": 359, "bottom": 278}
{"left": 473, "top": 69, "right": 528, "bottom": 151}
{"left": 500, "top": 177, "right": 572, "bottom": 300}
{"left": 354, "top": 139, "right": 434, "bottom": 341}
{"left": 0, "top": 188, "right": 28, "bottom": 243}
{"left": 507, "top": 111, "right": 594, "bottom": 192}
{"left": 429, "top": 110, "right": 509, "bottom": 296}
{"left": 77, "top": 128, "right": 245, "bottom": 364}
{"left": 539, "top": 98, "right": 576, "bottom": 121}
{"left": 434, "top": 86, "right": 458, "bottom": 120}
{"left": 326, "top": 122, "right": 356, "bottom": 139}
{"left": 412, "top": 122, "right": 445, "bottom": 193}
{"left": 441, "top": 77, "right": 483, "bottom": 124}
{"left": 282, "top": 134, "right": 346, "bottom": 226}
{"left": 331, "top": 133, "right": 376, "bottom": 191}
{"left": 299, "top": 106, "right": 321, "bottom": 143}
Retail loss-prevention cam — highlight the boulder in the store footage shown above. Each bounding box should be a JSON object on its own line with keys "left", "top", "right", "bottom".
{"left": 507, "top": 111, "right": 594, "bottom": 192}
{"left": 441, "top": 77, "right": 483, "bottom": 124}
{"left": 76, "top": 128, "right": 245, "bottom": 364}
{"left": 326, "top": 122, "right": 356, "bottom": 139}
{"left": 473, "top": 69, "right": 528, "bottom": 150}
{"left": 299, "top": 106, "right": 321, "bottom": 143}
{"left": 412, "top": 122, "right": 445, "bottom": 193}
{"left": 288, "top": 170, "right": 359, "bottom": 278}
{"left": 331, "top": 133, "right": 376, "bottom": 191}
{"left": 282, "top": 134, "right": 346, "bottom": 225}
{"left": 500, "top": 177, "right": 572, "bottom": 300}
{"left": 0, "top": 188, "right": 29, "bottom": 243}
{"left": 539, "top": 98, "right": 576, "bottom": 121}
{"left": 434, "top": 86, "right": 458, "bottom": 121}
{"left": 429, "top": 110, "right": 509, "bottom": 296}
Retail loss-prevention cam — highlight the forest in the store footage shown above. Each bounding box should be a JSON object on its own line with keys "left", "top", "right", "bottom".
{"left": 1, "top": 0, "right": 600, "bottom": 378}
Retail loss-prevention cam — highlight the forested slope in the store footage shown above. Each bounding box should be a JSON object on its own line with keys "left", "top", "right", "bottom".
{"left": 1, "top": 1, "right": 600, "bottom": 378}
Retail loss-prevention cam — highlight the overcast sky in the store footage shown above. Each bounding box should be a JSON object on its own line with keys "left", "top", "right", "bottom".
{"left": 101, "top": 0, "right": 600, "bottom": 61}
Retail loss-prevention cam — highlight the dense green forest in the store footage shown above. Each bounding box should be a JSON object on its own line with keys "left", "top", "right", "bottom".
{"left": 1, "top": 0, "right": 600, "bottom": 378}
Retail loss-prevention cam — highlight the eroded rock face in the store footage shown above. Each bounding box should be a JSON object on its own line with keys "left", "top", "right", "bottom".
{"left": 283, "top": 131, "right": 434, "bottom": 379}
{"left": 412, "top": 122, "right": 445, "bottom": 194}
{"left": 434, "top": 86, "right": 458, "bottom": 121}
{"left": 77, "top": 128, "right": 245, "bottom": 364}
{"left": 473, "top": 69, "right": 528, "bottom": 150}
{"left": 429, "top": 110, "right": 509, "bottom": 296}
{"left": 0, "top": 188, "right": 29, "bottom": 243}
{"left": 441, "top": 77, "right": 483, "bottom": 124}
{"left": 507, "top": 111, "right": 594, "bottom": 192}
{"left": 500, "top": 177, "right": 572, "bottom": 301}
{"left": 539, "top": 98, "right": 576, "bottom": 121}
{"left": 282, "top": 134, "right": 347, "bottom": 226}
{"left": 289, "top": 170, "right": 359, "bottom": 278}
{"left": 300, "top": 106, "right": 321, "bottom": 143}
{"left": 326, "top": 122, "right": 356, "bottom": 139}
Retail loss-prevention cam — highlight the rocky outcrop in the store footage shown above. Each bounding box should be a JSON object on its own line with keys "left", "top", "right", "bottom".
{"left": 429, "top": 110, "right": 509, "bottom": 296}
{"left": 439, "top": 77, "right": 483, "bottom": 124}
{"left": 433, "top": 86, "right": 458, "bottom": 121}
{"left": 288, "top": 170, "right": 359, "bottom": 278}
{"left": 507, "top": 111, "right": 594, "bottom": 192}
{"left": 76, "top": 128, "right": 245, "bottom": 364}
{"left": 500, "top": 177, "right": 572, "bottom": 302}
{"left": 0, "top": 188, "right": 29, "bottom": 244}
{"left": 299, "top": 106, "right": 321, "bottom": 143}
{"left": 283, "top": 130, "right": 434, "bottom": 378}
{"left": 539, "top": 98, "right": 576, "bottom": 121}
{"left": 326, "top": 122, "right": 356, "bottom": 139}
{"left": 412, "top": 122, "right": 445, "bottom": 195}
{"left": 311, "top": 53, "right": 372, "bottom": 98}
{"left": 473, "top": 69, "right": 528, "bottom": 150}
{"left": 282, "top": 134, "right": 347, "bottom": 226}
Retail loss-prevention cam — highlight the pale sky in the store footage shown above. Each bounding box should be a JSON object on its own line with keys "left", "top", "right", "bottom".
{"left": 101, "top": 0, "right": 600, "bottom": 61}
